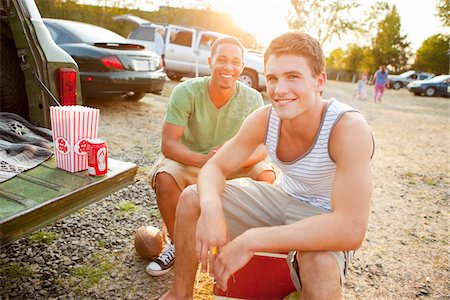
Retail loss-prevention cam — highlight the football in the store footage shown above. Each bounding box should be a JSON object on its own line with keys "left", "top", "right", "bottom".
{"left": 134, "top": 225, "right": 163, "bottom": 259}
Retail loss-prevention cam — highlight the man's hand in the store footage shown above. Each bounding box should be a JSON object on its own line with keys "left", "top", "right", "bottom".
{"left": 212, "top": 235, "right": 254, "bottom": 291}
{"left": 195, "top": 203, "right": 228, "bottom": 274}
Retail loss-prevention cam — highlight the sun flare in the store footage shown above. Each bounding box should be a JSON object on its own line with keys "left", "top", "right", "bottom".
{"left": 216, "top": 0, "right": 290, "bottom": 48}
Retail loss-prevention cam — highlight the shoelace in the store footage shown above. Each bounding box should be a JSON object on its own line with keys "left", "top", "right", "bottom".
{"left": 158, "top": 246, "right": 175, "bottom": 265}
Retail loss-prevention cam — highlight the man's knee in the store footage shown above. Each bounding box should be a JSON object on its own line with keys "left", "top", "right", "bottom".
{"left": 297, "top": 252, "right": 341, "bottom": 299}
{"left": 155, "top": 172, "right": 181, "bottom": 195}
{"left": 176, "top": 187, "right": 200, "bottom": 219}
{"left": 256, "top": 170, "right": 276, "bottom": 183}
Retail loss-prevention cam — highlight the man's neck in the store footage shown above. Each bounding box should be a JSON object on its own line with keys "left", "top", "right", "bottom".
{"left": 283, "top": 98, "right": 327, "bottom": 139}
{"left": 207, "top": 79, "right": 235, "bottom": 109}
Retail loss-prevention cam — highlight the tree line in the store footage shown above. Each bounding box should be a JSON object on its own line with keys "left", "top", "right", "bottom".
{"left": 36, "top": 0, "right": 449, "bottom": 77}
{"left": 301, "top": 0, "right": 449, "bottom": 77}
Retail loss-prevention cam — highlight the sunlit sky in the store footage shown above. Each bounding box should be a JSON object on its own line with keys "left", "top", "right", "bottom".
{"left": 80, "top": 0, "right": 446, "bottom": 54}
{"left": 213, "top": 0, "right": 445, "bottom": 54}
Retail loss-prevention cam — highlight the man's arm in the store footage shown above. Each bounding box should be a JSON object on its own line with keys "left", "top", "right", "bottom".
{"left": 212, "top": 112, "right": 373, "bottom": 289}
{"left": 161, "top": 123, "right": 213, "bottom": 168}
{"left": 195, "top": 106, "right": 270, "bottom": 270}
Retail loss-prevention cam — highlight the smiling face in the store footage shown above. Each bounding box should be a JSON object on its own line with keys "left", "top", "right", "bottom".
{"left": 208, "top": 43, "right": 244, "bottom": 90}
{"left": 265, "top": 54, "right": 326, "bottom": 120}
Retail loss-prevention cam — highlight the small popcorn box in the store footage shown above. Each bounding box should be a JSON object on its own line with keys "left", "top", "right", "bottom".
{"left": 49, "top": 105, "right": 100, "bottom": 173}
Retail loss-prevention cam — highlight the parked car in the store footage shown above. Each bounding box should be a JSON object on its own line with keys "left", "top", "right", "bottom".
{"left": 43, "top": 18, "right": 166, "bottom": 101}
{"left": 1, "top": 0, "right": 137, "bottom": 246}
{"left": 113, "top": 14, "right": 266, "bottom": 91}
{"left": 388, "top": 70, "right": 434, "bottom": 90}
{"left": 407, "top": 74, "right": 450, "bottom": 97}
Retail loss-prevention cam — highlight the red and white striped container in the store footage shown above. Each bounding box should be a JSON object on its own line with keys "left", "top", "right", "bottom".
{"left": 49, "top": 105, "right": 99, "bottom": 173}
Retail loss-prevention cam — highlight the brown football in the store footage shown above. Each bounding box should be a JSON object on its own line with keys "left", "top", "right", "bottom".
{"left": 134, "top": 225, "right": 163, "bottom": 259}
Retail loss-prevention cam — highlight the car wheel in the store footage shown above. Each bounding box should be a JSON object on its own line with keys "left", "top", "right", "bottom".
{"left": 239, "top": 69, "right": 258, "bottom": 90}
{"left": 125, "top": 92, "right": 145, "bottom": 101}
{"left": 392, "top": 81, "right": 402, "bottom": 90}
{"left": 0, "top": 33, "right": 29, "bottom": 119}
{"left": 425, "top": 87, "right": 436, "bottom": 97}
{"left": 167, "top": 72, "right": 182, "bottom": 81}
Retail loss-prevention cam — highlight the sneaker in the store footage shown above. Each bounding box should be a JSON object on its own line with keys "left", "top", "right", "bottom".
{"left": 146, "top": 242, "right": 175, "bottom": 276}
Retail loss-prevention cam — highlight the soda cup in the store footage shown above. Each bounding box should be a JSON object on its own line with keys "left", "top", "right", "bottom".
{"left": 87, "top": 138, "right": 108, "bottom": 176}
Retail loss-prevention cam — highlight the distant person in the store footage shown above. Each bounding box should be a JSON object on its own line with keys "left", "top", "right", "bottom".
{"left": 357, "top": 72, "right": 368, "bottom": 100}
{"left": 154, "top": 27, "right": 166, "bottom": 67}
{"left": 372, "top": 65, "right": 389, "bottom": 103}
{"left": 145, "top": 36, "right": 275, "bottom": 277}
{"left": 159, "top": 31, "right": 374, "bottom": 300}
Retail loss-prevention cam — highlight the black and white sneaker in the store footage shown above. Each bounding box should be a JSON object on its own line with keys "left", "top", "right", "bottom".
{"left": 146, "top": 242, "right": 175, "bottom": 276}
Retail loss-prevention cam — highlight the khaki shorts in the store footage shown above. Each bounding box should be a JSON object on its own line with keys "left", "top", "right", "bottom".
{"left": 187, "top": 178, "right": 354, "bottom": 290}
{"left": 147, "top": 155, "right": 275, "bottom": 191}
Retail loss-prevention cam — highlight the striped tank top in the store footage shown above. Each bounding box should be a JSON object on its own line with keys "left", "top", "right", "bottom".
{"left": 265, "top": 99, "right": 358, "bottom": 211}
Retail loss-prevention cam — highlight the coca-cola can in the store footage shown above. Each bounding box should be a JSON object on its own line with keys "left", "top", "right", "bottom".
{"left": 87, "top": 138, "right": 108, "bottom": 176}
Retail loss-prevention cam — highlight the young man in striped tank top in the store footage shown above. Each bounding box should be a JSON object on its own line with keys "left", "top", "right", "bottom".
{"left": 160, "top": 32, "right": 374, "bottom": 300}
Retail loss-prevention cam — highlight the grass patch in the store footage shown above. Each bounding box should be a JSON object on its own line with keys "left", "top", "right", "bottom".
{"left": 149, "top": 207, "right": 161, "bottom": 218}
{"left": 28, "top": 231, "right": 58, "bottom": 244}
{"left": 422, "top": 176, "right": 437, "bottom": 186}
{"left": 0, "top": 263, "right": 32, "bottom": 279}
{"left": 116, "top": 201, "right": 137, "bottom": 214}
{"left": 68, "top": 255, "right": 114, "bottom": 291}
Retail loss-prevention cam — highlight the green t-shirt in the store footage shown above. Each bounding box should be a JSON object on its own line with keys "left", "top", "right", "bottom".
{"left": 165, "top": 77, "right": 264, "bottom": 154}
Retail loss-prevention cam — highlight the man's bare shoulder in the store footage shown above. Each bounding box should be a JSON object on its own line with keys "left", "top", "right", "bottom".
{"left": 330, "top": 111, "right": 373, "bottom": 162}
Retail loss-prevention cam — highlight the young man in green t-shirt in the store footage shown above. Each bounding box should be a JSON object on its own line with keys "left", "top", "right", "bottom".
{"left": 146, "top": 36, "right": 275, "bottom": 276}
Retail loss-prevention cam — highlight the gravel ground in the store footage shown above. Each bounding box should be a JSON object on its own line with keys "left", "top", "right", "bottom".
{"left": 0, "top": 80, "right": 448, "bottom": 299}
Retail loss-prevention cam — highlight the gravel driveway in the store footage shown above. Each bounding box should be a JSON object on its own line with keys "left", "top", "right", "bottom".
{"left": 1, "top": 81, "right": 448, "bottom": 299}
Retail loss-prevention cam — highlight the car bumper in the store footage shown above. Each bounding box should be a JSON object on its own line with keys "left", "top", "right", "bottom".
{"left": 407, "top": 87, "right": 425, "bottom": 94}
{"left": 80, "top": 70, "right": 166, "bottom": 96}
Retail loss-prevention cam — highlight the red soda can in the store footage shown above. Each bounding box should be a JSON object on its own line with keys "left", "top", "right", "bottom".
{"left": 87, "top": 138, "right": 108, "bottom": 176}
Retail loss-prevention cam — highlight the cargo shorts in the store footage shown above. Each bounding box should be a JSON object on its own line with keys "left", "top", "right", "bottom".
{"left": 147, "top": 155, "right": 275, "bottom": 191}
{"left": 187, "top": 177, "right": 354, "bottom": 290}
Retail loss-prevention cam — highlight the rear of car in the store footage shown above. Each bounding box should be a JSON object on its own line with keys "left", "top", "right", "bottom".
{"left": 1, "top": 0, "right": 82, "bottom": 128}
{"left": 407, "top": 75, "right": 450, "bottom": 97}
{"left": 43, "top": 18, "right": 166, "bottom": 101}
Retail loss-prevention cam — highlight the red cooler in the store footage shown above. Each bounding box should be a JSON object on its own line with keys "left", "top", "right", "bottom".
{"left": 214, "top": 252, "right": 296, "bottom": 299}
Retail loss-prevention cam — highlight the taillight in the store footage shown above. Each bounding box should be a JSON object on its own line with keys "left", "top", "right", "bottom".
{"left": 100, "top": 55, "right": 124, "bottom": 70}
{"left": 57, "top": 68, "right": 77, "bottom": 106}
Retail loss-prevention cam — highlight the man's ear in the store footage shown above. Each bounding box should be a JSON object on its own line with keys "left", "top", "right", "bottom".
{"left": 316, "top": 71, "right": 327, "bottom": 92}
{"left": 208, "top": 56, "right": 212, "bottom": 68}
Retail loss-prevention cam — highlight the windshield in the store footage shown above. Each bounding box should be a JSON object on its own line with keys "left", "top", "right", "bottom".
{"left": 58, "top": 21, "right": 127, "bottom": 44}
{"left": 428, "top": 75, "right": 450, "bottom": 83}
{"left": 399, "top": 70, "right": 415, "bottom": 78}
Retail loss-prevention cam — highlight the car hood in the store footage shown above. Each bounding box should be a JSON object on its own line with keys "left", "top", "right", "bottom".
{"left": 243, "top": 52, "right": 264, "bottom": 74}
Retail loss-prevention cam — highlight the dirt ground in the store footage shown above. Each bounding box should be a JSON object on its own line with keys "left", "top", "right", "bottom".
{"left": 2, "top": 80, "right": 447, "bottom": 300}
{"left": 88, "top": 80, "right": 449, "bottom": 300}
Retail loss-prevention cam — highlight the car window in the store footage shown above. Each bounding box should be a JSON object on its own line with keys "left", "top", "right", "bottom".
{"left": 410, "top": 74, "right": 417, "bottom": 79}
{"left": 44, "top": 22, "right": 79, "bottom": 44}
{"left": 172, "top": 30, "right": 193, "bottom": 47}
{"left": 130, "top": 26, "right": 155, "bottom": 42}
{"left": 53, "top": 21, "right": 127, "bottom": 44}
{"left": 198, "top": 34, "right": 216, "bottom": 50}
{"left": 419, "top": 75, "right": 427, "bottom": 80}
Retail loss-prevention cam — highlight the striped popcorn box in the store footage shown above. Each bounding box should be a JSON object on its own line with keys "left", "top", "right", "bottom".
{"left": 50, "top": 105, "right": 100, "bottom": 173}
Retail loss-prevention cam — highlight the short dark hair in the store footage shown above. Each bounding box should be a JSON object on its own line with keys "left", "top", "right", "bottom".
{"left": 264, "top": 31, "right": 325, "bottom": 77}
{"left": 211, "top": 36, "right": 244, "bottom": 58}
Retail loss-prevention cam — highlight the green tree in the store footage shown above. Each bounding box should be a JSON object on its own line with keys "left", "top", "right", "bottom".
{"left": 413, "top": 34, "right": 450, "bottom": 75}
{"left": 326, "top": 48, "right": 345, "bottom": 69}
{"left": 286, "top": 0, "right": 360, "bottom": 46}
{"left": 343, "top": 44, "right": 373, "bottom": 73}
{"left": 372, "top": 5, "right": 410, "bottom": 72}
{"left": 436, "top": 0, "right": 450, "bottom": 27}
